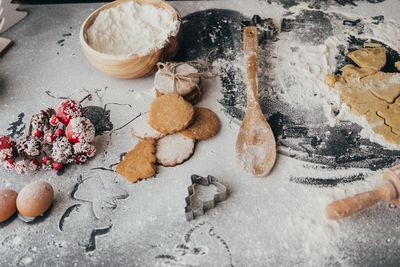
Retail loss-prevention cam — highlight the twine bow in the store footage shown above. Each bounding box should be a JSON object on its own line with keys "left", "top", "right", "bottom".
{"left": 157, "top": 62, "right": 214, "bottom": 94}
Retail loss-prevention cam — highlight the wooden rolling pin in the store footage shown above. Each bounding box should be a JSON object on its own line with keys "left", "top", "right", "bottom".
{"left": 325, "top": 164, "right": 400, "bottom": 220}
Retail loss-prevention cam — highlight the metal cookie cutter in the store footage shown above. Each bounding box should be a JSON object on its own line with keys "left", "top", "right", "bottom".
{"left": 185, "top": 175, "right": 228, "bottom": 221}
{"left": 241, "top": 15, "right": 278, "bottom": 44}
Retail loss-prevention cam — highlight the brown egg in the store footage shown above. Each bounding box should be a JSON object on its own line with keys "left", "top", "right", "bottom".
{"left": 16, "top": 181, "right": 54, "bottom": 219}
{"left": 0, "top": 188, "right": 18, "bottom": 223}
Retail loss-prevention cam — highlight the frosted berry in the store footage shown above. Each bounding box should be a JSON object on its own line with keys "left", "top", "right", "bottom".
{"left": 86, "top": 147, "right": 95, "bottom": 158}
{"left": 44, "top": 132, "right": 56, "bottom": 144}
{"left": 75, "top": 153, "right": 87, "bottom": 164}
{"left": 0, "top": 135, "right": 17, "bottom": 160}
{"left": 15, "top": 161, "right": 27, "bottom": 174}
{"left": 42, "top": 155, "right": 52, "bottom": 165}
{"left": 29, "top": 159, "right": 40, "bottom": 170}
{"left": 4, "top": 158, "right": 15, "bottom": 170}
{"left": 17, "top": 136, "right": 41, "bottom": 159}
{"left": 34, "top": 130, "right": 44, "bottom": 138}
{"left": 66, "top": 117, "right": 95, "bottom": 143}
{"left": 50, "top": 115, "right": 59, "bottom": 126}
{"left": 30, "top": 112, "right": 49, "bottom": 132}
{"left": 52, "top": 162, "right": 63, "bottom": 171}
{"left": 73, "top": 142, "right": 96, "bottom": 158}
{"left": 55, "top": 129, "right": 65, "bottom": 137}
{"left": 51, "top": 137, "right": 73, "bottom": 164}
{"left": 56, "top": 99, "right": 83, "bottom": 125}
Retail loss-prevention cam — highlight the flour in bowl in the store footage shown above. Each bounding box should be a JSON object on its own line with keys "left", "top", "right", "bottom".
{"left": 86, "top": 1, "right": 179, "bottom": 57}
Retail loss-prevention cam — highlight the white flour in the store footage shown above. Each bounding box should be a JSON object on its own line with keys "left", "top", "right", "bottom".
{"left": 87, "top": 1, "right": 179, "bottom": 57}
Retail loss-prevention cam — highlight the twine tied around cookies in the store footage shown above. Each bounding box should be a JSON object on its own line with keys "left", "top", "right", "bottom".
{"left": 156, "top": 62, "right": 215, "bottom": 94}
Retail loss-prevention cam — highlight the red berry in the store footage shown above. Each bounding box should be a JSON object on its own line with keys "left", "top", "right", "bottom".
{"left": 66, "top": 117, "right": 95, "bottom": 143}
{"left": 6, "top": 158, "right": 15, "bottom": 165}
{"left": 15, "top": 161, "right": 27, "bottom": 174}
{"left": 0, "top": 135, "right": 17, "bottom": 160}
{"left": 29, "top": 159, "right": 40, "bottom": 170}
{"left": 44, "top": 133, "right": 56, "bottom": 143}
{"left": 75, "top": 153, "right": 87, "bottom": 164}
{"left": 86, "top": 148, "right": 95, "bottom": 158}
{"left": 42, "top": 155, "right": 52, "bottom": 165}
{"left": 65, "top": 127, "right": 79, "bottom": 143}
{"left": 52, "top": 162, "right": 63, "bottom": 171}
{"left": 34, "top": 130, "right": 43, "bottom": 138}
{"left": 50, "top": 115, "right": 59, "bottom": 126}
{"left": 4, "top": 158, "right": 15, "bottom": 170}
{"left": 55, "top": 129, "right": 65, "bottom": 137}
{"left": 56, "top": 100, "right": 83, "bottom": 125}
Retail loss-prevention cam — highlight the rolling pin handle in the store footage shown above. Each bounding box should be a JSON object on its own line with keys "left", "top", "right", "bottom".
{"left": 325, "top": 181, "right": 397, "bottom": 220}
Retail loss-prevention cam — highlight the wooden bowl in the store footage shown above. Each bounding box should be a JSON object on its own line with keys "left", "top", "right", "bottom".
{"left": 79, "top": 0, "right": 182, "bottom": 79}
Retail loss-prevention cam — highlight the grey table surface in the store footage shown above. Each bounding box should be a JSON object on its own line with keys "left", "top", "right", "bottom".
{"left": 1, "top": 1, "right": 400, "bottom": 266}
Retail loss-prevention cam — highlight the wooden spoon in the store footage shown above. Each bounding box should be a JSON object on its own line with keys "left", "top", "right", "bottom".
{"left": 236, "top": 26, "right": 277, "bottom": 176}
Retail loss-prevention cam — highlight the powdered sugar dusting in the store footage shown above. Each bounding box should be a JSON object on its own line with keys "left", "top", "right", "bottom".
{"left": 51, "top": 137, "right": 73, "bottom": 163}
{"left": 131, "top": 113, "right": 165, "bottom": 140}
{"left": 156, "top": 133, "right": 195, "bottom": 166}
{"left": 68, "top": 117, "right": 95, "bottom": 143}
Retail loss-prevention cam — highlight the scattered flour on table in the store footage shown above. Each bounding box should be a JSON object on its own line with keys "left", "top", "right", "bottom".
{"left": 87, "top": 1, "right": 179, "bottom": 57}
{"left": 210, "top": 6, "right": 399, "bottom": 264}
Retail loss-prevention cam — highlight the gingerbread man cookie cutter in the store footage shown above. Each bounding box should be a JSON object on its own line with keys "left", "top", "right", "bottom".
{"left": 185, "top": 174, "right": 228, "bottom": 221}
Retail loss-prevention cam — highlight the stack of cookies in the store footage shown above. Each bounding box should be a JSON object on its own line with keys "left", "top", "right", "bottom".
{"left": 154, "top": 62, "right": 202, "bottom": 105}
{"left": 116, "top": 63, "right": 220, "bottom": 183}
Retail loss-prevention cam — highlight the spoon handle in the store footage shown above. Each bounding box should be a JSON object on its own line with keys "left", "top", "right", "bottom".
{"left": 243, "top": 26, "right": 260, "bottom": 105}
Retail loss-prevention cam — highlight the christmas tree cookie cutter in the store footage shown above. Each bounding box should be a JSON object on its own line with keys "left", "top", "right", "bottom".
{"left": 185, "top": 174, "right": 228, "bottom": 221}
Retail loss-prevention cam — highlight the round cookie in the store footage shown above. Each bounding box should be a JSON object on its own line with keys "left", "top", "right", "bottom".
{"left": 149, "top": 93, "right": 194, "bottom": 134}
{"left": 132, "top": 113, "right": 165, "bottom": 139}
{"left": 181, "top": 107, "right": 221, "bottom": 140}
{"left": 156, "top": 133, "right": 195, "bottom": 167}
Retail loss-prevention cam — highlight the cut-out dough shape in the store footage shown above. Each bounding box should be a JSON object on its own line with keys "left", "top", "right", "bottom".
{"left": 327, "top": 46, "right": 400, "bottom": 144}
{"left": 156, "top": 133, "right": 195, "bottom": 167}
{"left": 341, "top": 64, "right": 377, "bottom": 82}
{"left": 347, "top": 47, "right": 387, "bottom": 71}
{"left": 395, "top": 61, "right": 400, "bottom": 71}
{"left": 362, "top": 72, "right": 400, "bottom": 103}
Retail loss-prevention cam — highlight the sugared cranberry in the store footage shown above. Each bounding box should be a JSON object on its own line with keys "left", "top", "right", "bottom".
{"left": 30, "top": 112, "right": 49, "bottom": 133}
{"left": 34, "top": 130, "right": 43, "bottom": 138}
{"left": 65, "top": 117, "right": 95, "bottom": 143}
{"left": 86, "top": 148, "right": 95, "bottom": 158}
{"left": 17, "top": 136, "right": 41, "bottom": 159}
{"left": 75, "top": 153, "right": 87, "bottom": 164}
{"left": 42, "top": 155, "right": 52, "bottom": 165}
{"left": 55, "top": 129, "right": 65, "bottom": 137}
{"left": 52, "top": 162, "right": 63, "bottom": 171}
{"left": 50, "top": 115, "right": 59, "bottom": 126}
{"left": 56, "top": 99, "right": 83, "bottom": 125}
{"left": 29, "top": 159, "right": 40, "bottom": 170}
{"left": 73, "top": 142, "right": 96, "bottom": 158}
{"left": 44, "top": 132, "right": 56, "bottom": 144}
{"left": 0, "top": 135, "right": 17, "bottom": 160}
{"left": 4, "top": 158, "right": 15, "bottom": 170}
{"left": 15, "top": 161, "right": 27, "bottom": 174}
